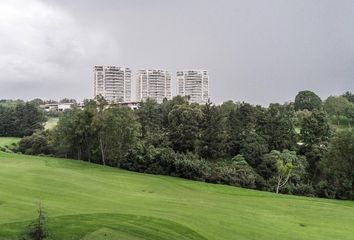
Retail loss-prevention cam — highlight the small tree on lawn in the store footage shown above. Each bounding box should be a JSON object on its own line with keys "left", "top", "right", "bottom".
{"left": 22, "top": 202, "right": 48, "bottom": 240}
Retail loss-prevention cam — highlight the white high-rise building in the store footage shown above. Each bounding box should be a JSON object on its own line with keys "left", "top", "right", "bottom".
{"left": 136, "top": 69, "right": 172, "bottom": 103}
{"left": 93, "top": 66, "right": 131, "bottom": 103}
{"left": 177, "top": 70, "right": 209, "bottom": 104}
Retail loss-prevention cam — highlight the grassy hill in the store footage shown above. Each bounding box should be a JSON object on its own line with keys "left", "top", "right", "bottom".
{"left": 0, "top": 149, "right": 353, "bottom": 239}
{"left": 0, "top": 137, "right": 20, "bottom": 153}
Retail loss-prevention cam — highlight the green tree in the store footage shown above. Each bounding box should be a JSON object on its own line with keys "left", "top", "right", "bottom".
{"left": 294, "top": 90, "right": 322, "bottom": 111}
{"left": 342, "top": 91, "right": 354, "bottom": 104}
{"left": 239, "top": 132, "right": 269, "bottom": 167}
{"left": 137, "top": 98, "right": 167, "bottom": 146}
{"left": 0, "top": 105, "right": 16, "bottom": 136}
{"left": 168, "top": 104, "right": 203, "bottom": 153}
{"left": 258, "top": 103, "right": 297, "bottom": 151}
{"left": 18, "top": 131, "right": 51, "bottom": 155}
{"left": 22, "top": 202, "right": 48, "bottom": 240}
{"left": 95, "top": 106, "right": 140, "bottom": 166}
{"left": 52, "top": 108, "right": 84, "bottom": 159}
{"left": 275, "top": 157, "right": 293, "bottom": 194}
{"left": 300, "top": 110, "right": 331, "bottom": 145}
{"left": 199, "top": 101, "right": 227, "bottom": 159}
{"left": 14, "top": 102, "right": 46, "bottom": 137}
{"left": 324, "top": 96, "right": 354, "bottom": 127}
{"left": 319, "top": 131, "right": 354, "bottom": 199}
{"left": 300, "top": 110, "right": 331, "bottom": 180}
{"left": 260, "top": 150, "right": 307, "bottom": 194}
{"left": 228, "top": 103, "right": 261, "bottom": 155}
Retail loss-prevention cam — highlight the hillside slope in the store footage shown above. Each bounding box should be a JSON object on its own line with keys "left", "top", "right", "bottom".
{"left": 0, "top": 152, "right": 353, "bottom": 240}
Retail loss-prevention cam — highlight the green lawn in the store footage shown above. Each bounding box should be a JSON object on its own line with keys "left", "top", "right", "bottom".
{"left": 45, "top": 117, "right": 59, "bottom": 130}
{"left": 0, "top": 137, "right": 20, "bottom": 153}
{"left": 0, "top": 151, "right": 353, "bottom": 239}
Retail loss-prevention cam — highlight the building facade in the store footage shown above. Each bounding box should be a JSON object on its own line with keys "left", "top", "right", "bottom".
{"left": 177, "top": 70, "right": 209, "bottom": 104}
{"left": 93, "top": 66, "right": 131, "bottom": 103}
{"left": 136, "top": 69, "right": 172, "bottom": 103}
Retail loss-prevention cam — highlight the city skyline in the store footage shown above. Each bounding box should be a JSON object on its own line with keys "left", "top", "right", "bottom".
{"left": 94, "top": 66, "right": 209, "bottom": 104}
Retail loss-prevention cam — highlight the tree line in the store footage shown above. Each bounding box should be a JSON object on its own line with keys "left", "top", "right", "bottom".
{"left": 2, "top": 91, "right": 353, "bottom": 200}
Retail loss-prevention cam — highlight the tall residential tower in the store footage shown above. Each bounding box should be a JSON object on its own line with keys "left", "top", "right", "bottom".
{"left": 136, "top": 69, "right": 172, "bottom": 103}
{"left": 177, "top": 70, "right": 209, "bottom": 104}
{"left": 93, "top": 66, "right": 131, "bottom": 103}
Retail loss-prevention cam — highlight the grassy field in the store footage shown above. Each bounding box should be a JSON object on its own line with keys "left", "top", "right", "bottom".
{"left": 45, "top": 117, "right": 59, "bottom": 130}
{"left": 0, "top": 142, "right": 353, "bottom": 239}
{"left": 0, "top": 137, "right": 20, "bottom": 153}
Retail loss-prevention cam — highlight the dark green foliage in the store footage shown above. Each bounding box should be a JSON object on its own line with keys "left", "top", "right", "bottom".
{"left": 324, "top": 96, "right": 354, "bottom": 127}
{"left": 319, "top": 131, "right": 354, "bottom": 200}
{"left": 239, "top": 132, "right": 268, "bottom": 167}
{"left": 207, "top": 155, "right": 258, "bottom": 188}
{"left": 299, "top": 110, "right": 331, "bottom": 180}
{"left": 199, "top": 101, "right": 228, "bottom": 159}
{"left": 137, "top": 99, "right": 168, "bottom": 147}
{"left": 260, "top": 150, "right": 307, "bottom": 193}
{"left": 0, "top": 101, "right": 46, "bottom": 137}
{"left": 0, "top": 105, "right": 17, "bottom": 136}
{"left": 227, "top": 102, "right": 260, "bottom": 155}
{"left": 258, "top": 103, "right": 297, "bottom": 151}
{"left": 18, "top": 131, "right": 52, "bottom": 155}
{"left": 96, "top": 106, "right": 140, "bottom": 166}
{"left": 300, "top": 110, "right": 331, "bottom": 145}
{"left": 294, "top": 90, "right": 322, "bottom": 111}
{"left": 341, "top": 91, "right": 354, "bottom": 104}
{"left": 12, "top": 92, "right": 354, "bottom": 200}
{"left": 168, "top": 104, "right": 203, "bottom": 153}
{"left": 123, "top": 144, "right": 209, "bottom": 181}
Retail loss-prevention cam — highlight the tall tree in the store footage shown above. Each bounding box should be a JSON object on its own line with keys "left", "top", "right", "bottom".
{"left": 258, "top": 103, "right": 297, "bottom": 151}
{"left": 294, "top": 90, "right": 322, "bottom": 111}
{"left": 168, "top": 104, "right": 203, "bottom": 153}
{"left": 319, "top": 130, "right": 354, "bottom": 199}
{"left": 239, "top": 132, "right": 269, "bottom": 167}
{"left": 228, "top": 103, "right": 260, "bottom": 155}
{"left": 199, "top": 101, "right": 227, "bottom": 159}
{"left": 95, "top": 106, "right": 140, "bottom": 166}
{"left": 137, "top": 98, "right": 167, "bottom": 146}
{"left": 14, "top": 102, "right": 46, "bottom": 137}
{"left": 300, "top": 110, "right": 331, "bottom": 180}
{"left": 342, "top": 91, "right": 354, "bottom": 104}
{"left": 324, "top": 96, "right": 354, "bottom": 127}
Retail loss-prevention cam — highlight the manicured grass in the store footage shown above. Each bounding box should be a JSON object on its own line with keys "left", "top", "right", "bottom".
{"left": 0, "top": 137, "right": 20, "bottom": 153}
{"left": 45, "top": 117, "right": 59, "bottom": 130}
{"left": 0, "top": 137, "right": 20, "bottom": 148}
{"left": 0, "top": 151, "right": 353, "bottom": 239}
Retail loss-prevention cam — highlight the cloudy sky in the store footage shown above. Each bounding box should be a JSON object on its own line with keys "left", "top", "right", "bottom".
{"left": 0, "top": 0, "right": 353, "bottom": 105}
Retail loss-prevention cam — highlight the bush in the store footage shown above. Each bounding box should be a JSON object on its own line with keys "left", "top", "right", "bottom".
{"left": 206, "top": 155, "right": 258, "bottom": 188}
{"left": 18, "top": 131, "right": 52, "bottom": 155}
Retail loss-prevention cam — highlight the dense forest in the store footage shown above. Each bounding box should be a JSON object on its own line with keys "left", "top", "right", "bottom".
{"left": 1, "top": 91, "right": 353, "bottom": 200}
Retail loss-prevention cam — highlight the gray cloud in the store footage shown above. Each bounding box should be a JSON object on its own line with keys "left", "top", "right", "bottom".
{"left": 0, "top": 0, "right": 353, "bottom": 104}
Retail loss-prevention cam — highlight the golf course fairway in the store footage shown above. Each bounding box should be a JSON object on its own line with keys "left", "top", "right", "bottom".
{"left": 0, "top": 151, "right": 353, "bottom": 239}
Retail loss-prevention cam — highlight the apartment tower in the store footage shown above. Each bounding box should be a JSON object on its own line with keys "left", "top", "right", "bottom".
{"left": 93, "top": 66, "right": 131, "bottom": 103}
{"left": 177, "top": 70, "right": 209, "bottom": 104}
{"left": 136, "top": 69, "right": 172, "bottom": 103}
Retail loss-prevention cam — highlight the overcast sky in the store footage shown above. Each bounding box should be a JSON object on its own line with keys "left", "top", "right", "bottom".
{"left": 0, "top": 0, "right": 353, "bottom": 105}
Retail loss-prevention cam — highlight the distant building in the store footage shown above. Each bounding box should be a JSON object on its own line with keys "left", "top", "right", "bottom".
{"left": 136, "top": 69, "right": 172, "bottom": 103}
{"left": 177, "top": 70, "right": 209, "bottom": 104}
{"left": 93, "top": 66, "right": 131, "bottom": 103}
{"left": 41, "top": 103, "right": 74, "bottom": 112}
